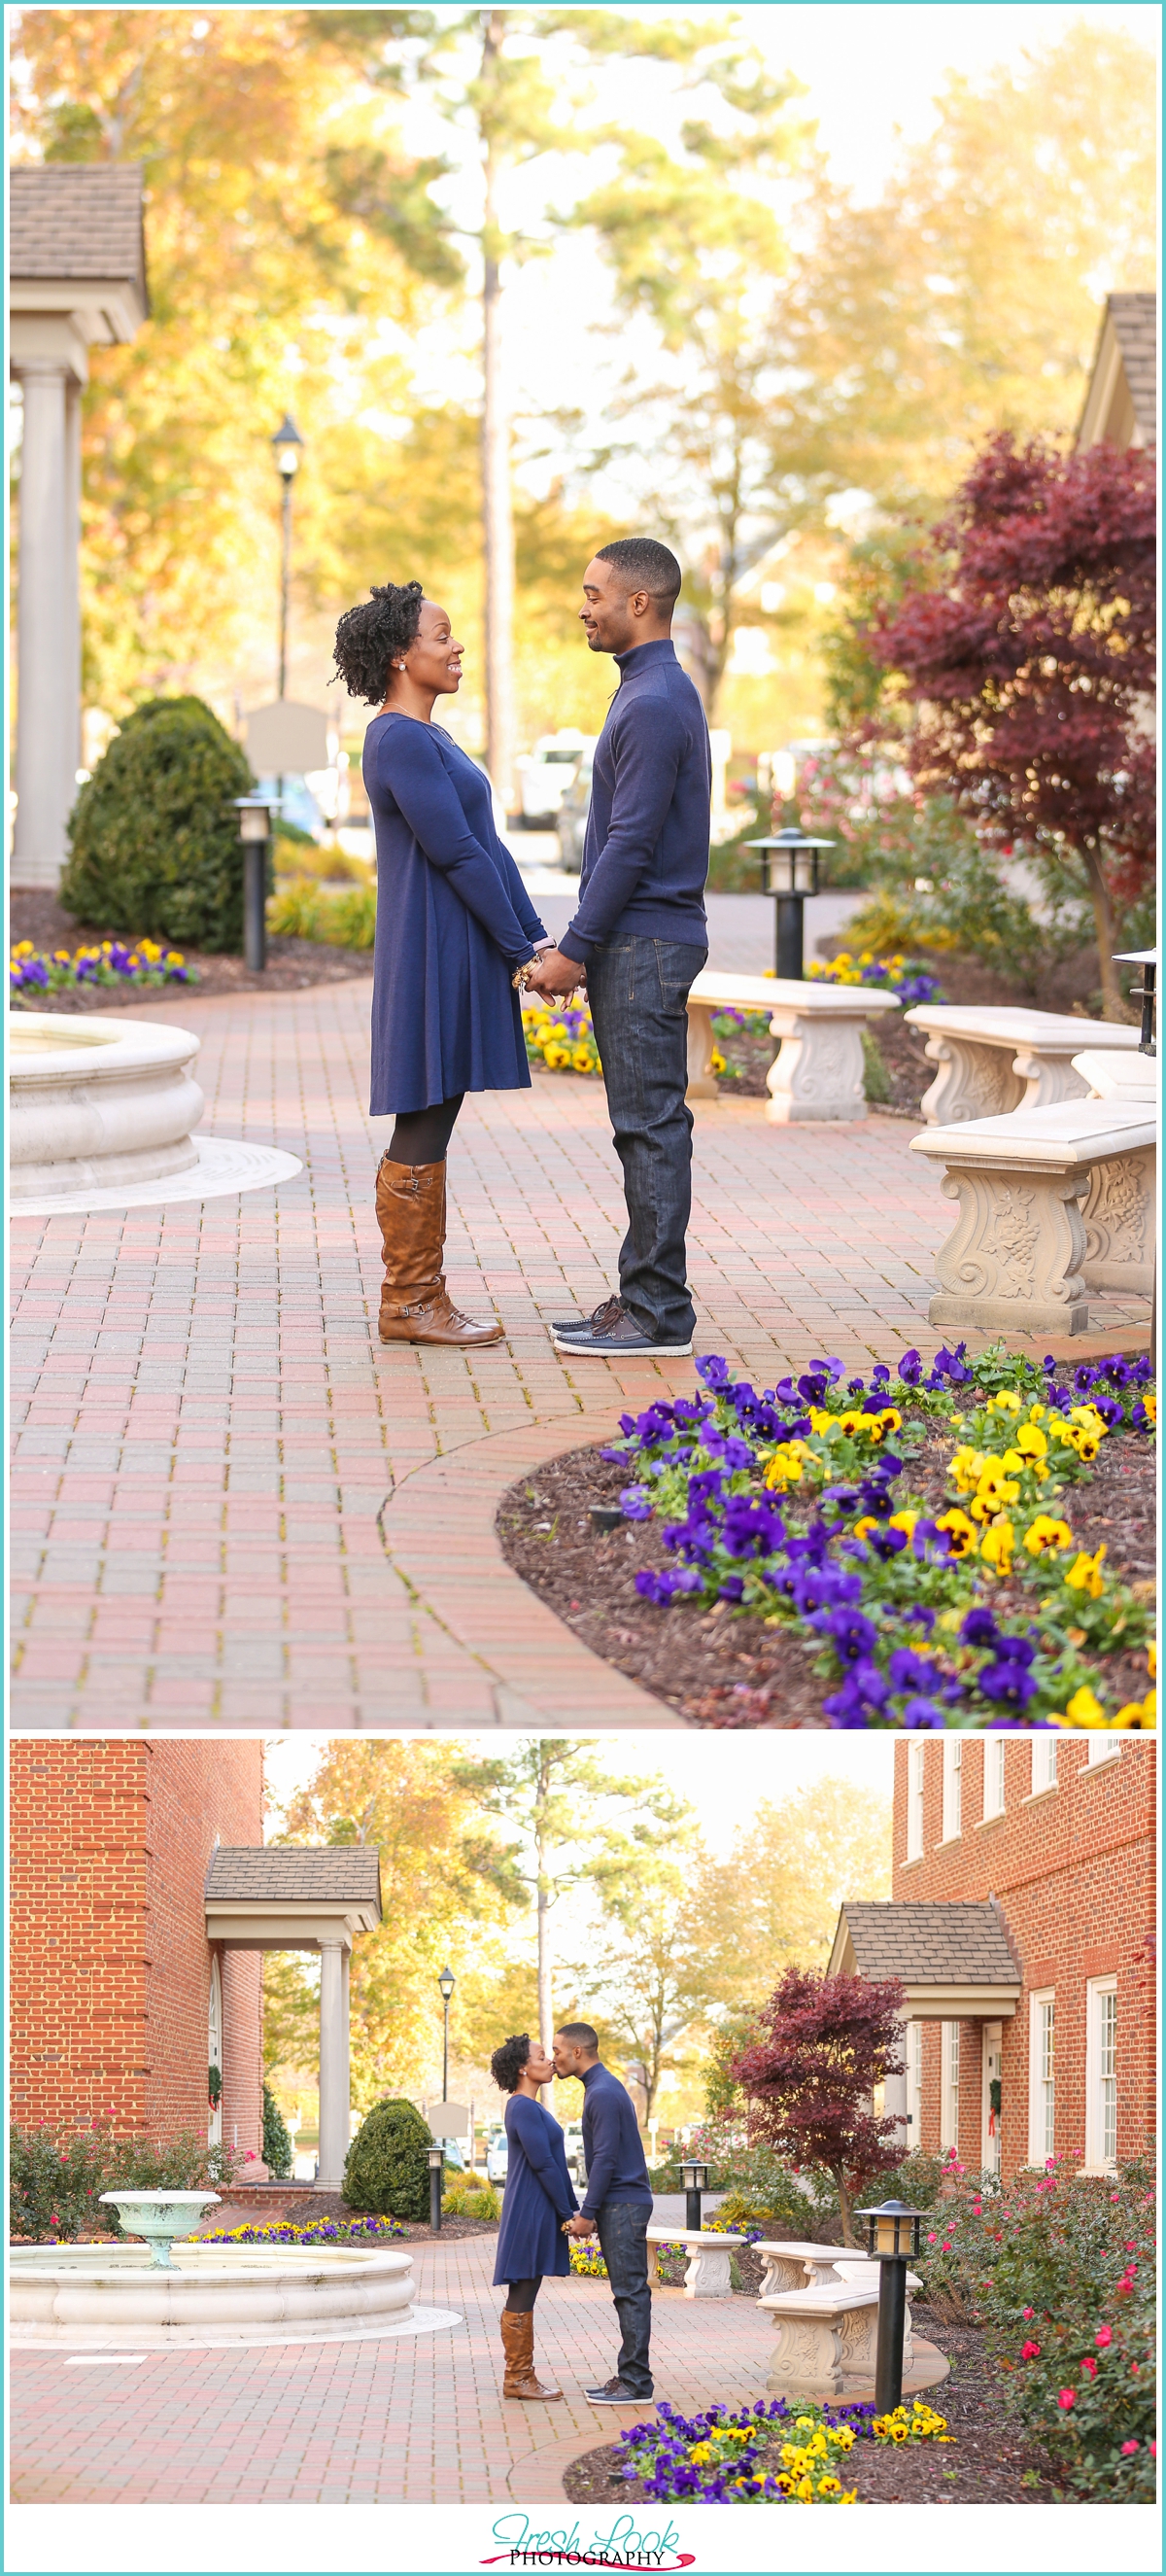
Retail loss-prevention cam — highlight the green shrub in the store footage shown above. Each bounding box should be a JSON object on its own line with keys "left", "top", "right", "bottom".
{"left": 342, "top": 2097, "right": 432, "bottom": 2219}
{"left": 10, "top": 2120, "right": 236, "bottom": 2242}
{"left": 861, "top": 1028, "right": 891, "bottom": 1102}
{"left": 61, "top": 695, "right": 254, "bottom": 953}
{"left": 262, "top": 2084, "right": 293, "bottom": 2181}
{"left": 442, "top": 2178, "right": 500, "bottom": 2222}
{"left": 267, "top": 875, "right": 376, "bottom": 950}
{"left": 918, "top": 2153, "right": 1155, "bottom": 2499}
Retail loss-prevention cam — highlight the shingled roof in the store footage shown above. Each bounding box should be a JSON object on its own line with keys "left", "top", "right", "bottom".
{"left": 837, "top": 1902, "right": 1020, "bottom": 1990}
{"left": 1078, "top": 291, "right": 1156, "bottom": 450}
{"left": 11, "top": 163, "right": 148, "bottom": 296}
{"left": 205, "top": 1847, "right": 382, "bottom": 1905}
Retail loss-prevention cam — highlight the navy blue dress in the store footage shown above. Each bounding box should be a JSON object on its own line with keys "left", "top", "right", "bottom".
{"left": 493, "top": 2094, "right": 578, "bottom": 2285}
{"left": 363, "top": 712, "right": 548, "bottom": 1116}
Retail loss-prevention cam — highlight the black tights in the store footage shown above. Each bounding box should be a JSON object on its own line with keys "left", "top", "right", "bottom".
{"left": 503, "top": 2277, "right": 541, "bottom": 2315}
{"left": 388, "top": 1093, "right": 464, "bottom": 1166}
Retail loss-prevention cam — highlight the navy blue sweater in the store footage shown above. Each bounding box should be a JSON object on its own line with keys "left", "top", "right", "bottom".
{"left": 579, "top": 2062, "right": 652, "bottom": 2219}
{"left": 559, "top": 639, "right": 710, "bottom": 963}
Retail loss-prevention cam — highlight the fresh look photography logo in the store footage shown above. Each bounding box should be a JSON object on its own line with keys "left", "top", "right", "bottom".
{"left": 481, "top": 2511, "right": 694, "bottom": 2569}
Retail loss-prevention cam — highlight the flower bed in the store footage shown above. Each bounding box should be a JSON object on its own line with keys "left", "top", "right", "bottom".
{"left": 919, "top": 2153, "right": 1155, "bottom": 2501}
{"left": 10, "top": 937, "right": 196, "bottom": 997}
{"left": 608, "top": 2392, "right": 952, "bottom": 2504}
{"left": 523, "top": 999, "right": 602, "bottom": 1075}
{"left": 597, "top": 1342, "right": 1154, "bottom": 1728}
{"left": 806, "top": 950, "right": 943, "bottom": 1006}
{"left": 200, "top": 2214, "right": 404, "bottom": 2245}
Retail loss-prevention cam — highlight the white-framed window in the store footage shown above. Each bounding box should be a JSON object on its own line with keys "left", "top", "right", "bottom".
{"left": 941, "top": 2020, "right": 960, "bottom": 2150}
{"left": 1028, "top": 1990, "right": 1055, "bottom": 2166}
{"left": 1031, "top": 1735, "right": 1058, "bottom": 1794}
{"left": 982, "top": 1735, "right": 1007, "bottom": 1818}
{"left": 907, "top": 1741, "right": 926, "bottom": 1862}
{"left": 1085, "top": 1977, "right": 1118, "bottom": 2171}
{"left": 1087, "top": 1735, "right": 1121, "bottom": 1766}
{"left": 941, "top": 1736, "right": 962, "bottom": 1841}
{"left": 907, "top": 2019, "right": 923, "bottom": 2146}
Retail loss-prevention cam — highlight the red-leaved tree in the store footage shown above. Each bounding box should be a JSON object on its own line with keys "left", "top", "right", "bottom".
{"left": 874, "top": 433, "right": 1155, "bottom": 1018}
{"left": 733, "top": 1965, "right": 907, "bottom": 2245}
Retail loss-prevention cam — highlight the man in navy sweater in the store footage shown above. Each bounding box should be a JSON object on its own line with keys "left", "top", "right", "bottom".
{"left": 528, "top": 540, "right": 711, "bottom": 1359}
{"left": 554, "top": 2020, "right": 655, "bottom": 2402}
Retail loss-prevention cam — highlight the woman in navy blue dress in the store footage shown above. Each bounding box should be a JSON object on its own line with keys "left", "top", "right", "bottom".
{"left": 490, "top": 2033, "right": 578, "bottom": 2401}
{"left": 331, "top": 581, "right": 552, "bottom": 1348}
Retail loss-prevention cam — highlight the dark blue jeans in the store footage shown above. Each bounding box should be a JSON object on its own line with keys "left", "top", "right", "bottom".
{"left": 586, "top": 936, "right": 707, "bottom": 1342}
{"left": 594, "top": 2196, "right": 653, "bottom": 2395}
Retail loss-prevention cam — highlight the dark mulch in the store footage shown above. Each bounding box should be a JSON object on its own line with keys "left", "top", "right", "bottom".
{"left": 563, "top": 2304, "right": 1060, "bottom": 2507}
{"left": 495, "top": 1404, "right": 1154, "bottom": 1727}
{"left": 10, "top": 889, "right": 373, "bottom": 1005}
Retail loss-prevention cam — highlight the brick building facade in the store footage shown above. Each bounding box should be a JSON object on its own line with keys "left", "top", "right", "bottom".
{"left": 10, "top": 1739, "right": 265, "bottom": 2161}
{"left": 842, "top": 1735, "right": 1154, "bottom": 2181}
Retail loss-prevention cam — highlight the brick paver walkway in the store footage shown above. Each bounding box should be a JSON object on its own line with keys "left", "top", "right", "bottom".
{"left": 10, "top": 978, "right": 1147, "bottom": 1729}
{"left": 11, "top": 2232, "right": 777, "bottom": 2504}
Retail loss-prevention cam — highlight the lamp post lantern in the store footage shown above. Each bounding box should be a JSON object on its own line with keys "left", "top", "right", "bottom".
{"left": 1114, "top": 948, "right": 1157, "bottom": 1058}
{"left": 856, "top": 2197, "right": 926, "bottom": 2413}
{"left": 233, "top": 795, "right": 271, "bottom": 973}
{"left": 680, "top": 2157, "right": 710, "bottom": 2235}
{"left": 427, "top": 2143, "right": 445, "bottom": 2235}
{"left": 438, "top": 1965, "right": 456, "bottom": 2106}
{"left": 744, "top": 826, "right": 835, "bottom": 980}
{"left": 270, "top": 414, "right": 304, "bottom": 700}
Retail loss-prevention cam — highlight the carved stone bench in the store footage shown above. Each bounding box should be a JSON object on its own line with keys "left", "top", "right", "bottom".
{"left": 760, "top": 2281, "right": 881, "bottom": 2397}
{"left": 686, "top": 969, "right": 900, "bottom": 1122}
{"left": 753, "top": 2240, "right": 853, "bottom": 2297}
{"left": 905, "top": 1004, "right": 1140, "bottom": 1125}
{"left": 645, "top": 2225, "right": 744, "bottom": 2299}
{"left": 909, "top": 1098, "right": 1156, "bottom": 1334}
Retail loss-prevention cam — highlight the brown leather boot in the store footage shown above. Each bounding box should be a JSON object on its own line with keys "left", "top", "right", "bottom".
{"left": 375, "top": 1155, "right": 503, "bottom": 1346}
{"left": 500, "top": 2308, "right": 563, "bottom": 2400}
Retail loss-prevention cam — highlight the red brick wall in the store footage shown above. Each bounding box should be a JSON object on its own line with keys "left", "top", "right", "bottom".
{"left": 893, "top": 1737, "right": 1155, "bottom": 2177}
{"left": 11, "top": 1740, "right": 264, "bottom": 2156}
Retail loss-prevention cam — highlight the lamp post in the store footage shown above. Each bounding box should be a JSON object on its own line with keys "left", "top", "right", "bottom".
{"left": 680, "top": 2157, "right": 710, "bottom": 2235}
{"left": 270, "top": 414, "right": 304, "bottom": 700}
{"left": 1115, "top": 948, "right": 1157, "bottom": 1057}
{"left": 743, "top": 826, "right": 835, "bottom": 980}
{"left": 438, "top": 1965, "right": 456, "bottom": 2105}
{"left": 856, "top": 2197, "right": 925, "bottom": 2413}
{"left": 428, "top": 2143, "right": 444, "bottom": 2235}
{"left": 233, "top": 795, "right": 271, "bottom": 973}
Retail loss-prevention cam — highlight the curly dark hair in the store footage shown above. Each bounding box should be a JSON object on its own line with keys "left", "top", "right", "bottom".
{"left": 491, "top": 2033, "right": 532, "bottom": 2094}
{"left": 331, "top": 580, "right": 424, "bottom": 705}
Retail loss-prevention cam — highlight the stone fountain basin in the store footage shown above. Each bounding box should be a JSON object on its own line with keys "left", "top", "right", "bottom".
{"left": 10, "top": 2242, "right": 416, "bottom": 2343}
{"left": 10, "top": 1011, "right": 204, "bottom": 1198}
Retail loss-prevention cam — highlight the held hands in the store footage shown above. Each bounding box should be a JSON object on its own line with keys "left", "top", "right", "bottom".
{"left": 526, "top": 947, "right": 586, "bottom": 1001}
{"left": 563, "top": 2213, "right": 597, "bottom": 2239}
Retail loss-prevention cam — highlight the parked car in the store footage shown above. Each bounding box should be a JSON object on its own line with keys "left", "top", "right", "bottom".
{"left": 516, "top": 731, "right": 595, "bottom": 826}
{"left": 555, "top": 746, "right": 595, "bottom": 873}
{"left": 485, "top": 2127, "right": 509, "bottom": 2184}
{"left": 562, "top": 2122, "right": 587, "bottom": 2187}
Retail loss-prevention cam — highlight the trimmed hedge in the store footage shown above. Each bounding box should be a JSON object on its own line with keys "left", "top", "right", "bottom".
{"left": 61, "top": 695, "right": 254, "bottom": 953}
{"left": 342, "top": 2098, "right": 432, "bottom": 2220}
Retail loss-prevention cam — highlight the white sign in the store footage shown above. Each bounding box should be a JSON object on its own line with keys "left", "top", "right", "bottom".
{"left": 426, "top": 2102, "right": 469, "bottom": 2138}
{"left": 245, "top": 700, "right": 330, "bottom": 774}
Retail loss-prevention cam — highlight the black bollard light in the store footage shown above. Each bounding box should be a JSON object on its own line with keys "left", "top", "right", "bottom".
{"left": 681, "top": 2156, "right": 709, "bottom": 2235}
{"left": 1114, "top": 948, "right": 1157, "bottom": 1057}
{"left": 428, "top": 2143, "right": 444, "bottom": 2235}
{"left": 857, "top": 2197, "right": 925, "bottom": 2413}
{"left": 233, "top": 795, "right": 272, "bottom": 973}
{"left": 743, "top": 827, "right": 835, "bottom": 980}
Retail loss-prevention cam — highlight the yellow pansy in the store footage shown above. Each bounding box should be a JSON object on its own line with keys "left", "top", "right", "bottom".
{"left": 888, "top": 1509, "right": 918, "bottom": 1538}
{"left": 936, "top": 1509, "right": 978, "bottom": 1557}
{"left": 1110, "top": 1691, "right": 1155, "bottom": 1729}
{"left": 1023, "top": 1514, "right": 1074, "bottom": 1556}
{"left": 1051, "top": 1684, "right": 1107, "bottom": 1727}
{"left": 764, "top": 1443, "right": 806, "bottom": 1489}
{"left": 1065, "top": 1545, "right": 1107, "bottom": 1598}
{"left": 1149, "top": 1642, "right": 1157, "bottom": 1680}
{"left": 988, "top": 1390, "right": 1022, "bottom": 1415}
{"left": 1014, "top": 1424, "right": 1048, "bottom": 1462}
{"left": 979, "top": 1519, "right": 1014, "bottom": 1576}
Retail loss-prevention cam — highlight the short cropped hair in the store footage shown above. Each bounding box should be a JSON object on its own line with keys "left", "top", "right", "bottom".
{"left": 594, "top": 538, "right": 681, "bottom": 608}
{"left": 555, "top": 2022, "right": 600, "bottom": 2054}
{"left": 491, "top": 2033, "right": 532, "bottom": 2093}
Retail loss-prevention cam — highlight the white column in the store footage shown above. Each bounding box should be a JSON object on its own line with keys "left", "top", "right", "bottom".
{"left": 884, "top": 2013, "right": 909, "bottom": 2153}
{"left": 14, "top": 363, "right": 73, "bottom": 889}
{"left": 64, "top": 376, "right": 83, "bottom": 780}
{"left": 316, "top": 1938, "right": 351, "bottom": 2190}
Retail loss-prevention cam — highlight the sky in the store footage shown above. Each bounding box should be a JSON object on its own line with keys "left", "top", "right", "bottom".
{"left": 260, "top": 1729, "right": 895, "bottom": 1862}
